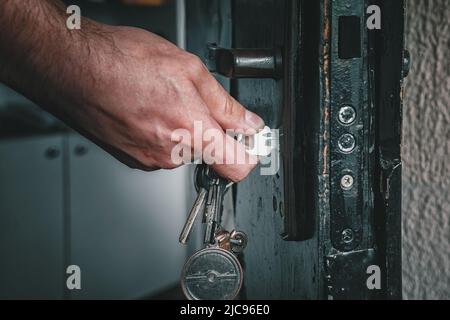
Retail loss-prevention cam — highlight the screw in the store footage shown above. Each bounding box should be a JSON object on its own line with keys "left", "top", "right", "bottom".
{"left": 342, "top": 229, "right": 354, "bottom": 244}
{"left": 338, "top": 133, "right": 356, "bottom": 153}
{"left": 45, "top": 147, "right": 60, "bottom": 159}
{"left": 341, "top": 174, "right": 354, "bottom": 190}
{"left": 338, "top": 105, "right": 356, "bottom": 125}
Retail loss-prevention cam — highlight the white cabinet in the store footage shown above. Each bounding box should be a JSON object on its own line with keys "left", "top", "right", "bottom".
{"left": 68, "top": 135, "right": 188, "bottom": 299}
{"left": 0, "top": 134, "right": 189, "bottom": 299}
{"left": 0, "top": 136, "right": 65, "bottom": 299}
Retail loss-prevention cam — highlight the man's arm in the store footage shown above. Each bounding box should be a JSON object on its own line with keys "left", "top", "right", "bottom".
{"left": 0, "top": 0, "right": 264, "bottom": 181}
{"left": 0, "top": 0, "right": 88, "bottom": 115}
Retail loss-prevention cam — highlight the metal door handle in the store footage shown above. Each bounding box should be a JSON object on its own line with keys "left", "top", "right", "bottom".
{"left": 207, "top": 44, "right": 283, "bottom": 79}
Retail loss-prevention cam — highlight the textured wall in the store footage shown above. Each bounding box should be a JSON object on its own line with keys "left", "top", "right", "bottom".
{"left": 402, "top": 0, "right": 450, "bottom": 300}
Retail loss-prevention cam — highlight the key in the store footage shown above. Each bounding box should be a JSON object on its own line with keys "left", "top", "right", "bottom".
{"left": 204, "top": 176, "right": 227, "bottom": 245}
{"left": 235, "top": 125, "right": 279, "bottom": 157}
{"left": 180, "top": 166, "right": 247, "bottom": 300}
{"left": 179, "top": 165, "right": 211, "bottom": 244}
{"left": 179, "top": 163, "right": 233, "bottom": 246}
{"left": 204, "top": 179, "right": 218, "bottom": 244}
{"left": 213, "top": 179, "right": 227, "bottom": 231}
{"left": 179, "top": 187, "right": 208, "bottom": 244}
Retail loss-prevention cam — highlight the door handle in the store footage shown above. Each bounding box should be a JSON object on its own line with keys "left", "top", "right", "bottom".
{"left": 207, "top": 44, "right": 283, "bottom": 79}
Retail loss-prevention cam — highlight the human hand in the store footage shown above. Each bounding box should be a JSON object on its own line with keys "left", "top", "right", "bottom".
{"left": 66, "top": 25, "right": 265, "bottom": 182}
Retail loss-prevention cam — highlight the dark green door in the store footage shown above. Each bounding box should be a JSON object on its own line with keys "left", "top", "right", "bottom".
{"left": 186, "top": 0, "right": 405, "bottom": 300}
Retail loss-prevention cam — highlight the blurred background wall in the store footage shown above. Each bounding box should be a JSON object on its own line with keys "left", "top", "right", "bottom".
{"left": 402, "top": 0, "right": 450, "bottom": 300}
{"left": 0, "top": 0, "right": 193, "bottom": 300}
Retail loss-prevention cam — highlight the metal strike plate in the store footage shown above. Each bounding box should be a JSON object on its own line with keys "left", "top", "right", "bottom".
{"left": 330, "top": 1, "right": 368, "bottom": 251}
{"left": 207, "top": 44, "right": 283, "bottom": 79}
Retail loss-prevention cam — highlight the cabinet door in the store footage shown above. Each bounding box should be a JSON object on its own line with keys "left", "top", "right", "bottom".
{"left": 0, "top": 136, "right": 65, "bottom": 299}
{"left": 68, "top": 135, "right": 189, "bottom": 299}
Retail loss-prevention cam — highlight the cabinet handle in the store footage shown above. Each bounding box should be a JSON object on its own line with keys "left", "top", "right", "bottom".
{"left": 74, "top": 145, "right": 88, "bottom": 157}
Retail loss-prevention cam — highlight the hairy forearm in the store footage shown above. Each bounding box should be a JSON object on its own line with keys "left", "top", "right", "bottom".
{"left": 0, "top": 1, "right": 69, "bottom": 100}
{"left": 0, "top": 0, "right": 109, "bottom": 120}
{"left": 0, "top": 0, "right": 263, "bottom": 181}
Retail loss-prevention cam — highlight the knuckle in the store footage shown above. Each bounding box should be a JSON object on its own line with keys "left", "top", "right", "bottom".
{"left": 176, "top": 116, "right": 194, "bottom": 131}
{"left": 151, "top": 124, "right": 170, "bottom": 146}
{"left": 187, "top": 54, "right": 207, "bottom": 76}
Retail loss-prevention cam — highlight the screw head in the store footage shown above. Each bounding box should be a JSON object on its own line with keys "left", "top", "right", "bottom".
{"left": 341, "top": 174, "right": 354, "bottom": 190}
{"left": 338, "top": 105, "right": 356, "bottom": 125}
{"left": 341, "top": 229, "right": 354, "bottom": 244}
{"left": 338, "top": 134, "right": 356, "bottom": 153}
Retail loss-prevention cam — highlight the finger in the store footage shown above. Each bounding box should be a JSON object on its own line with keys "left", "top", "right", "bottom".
{"left": 210, "top": 134, "right": 259, "bottom": 182}
{"left": 190, "top": 63, "right": 265, "bottom": 133}
{"left": 172, "top": 82, "right": 259, "bottom": 181}
{"left": 189, "top": 114, "right": 259, "bottom": 182}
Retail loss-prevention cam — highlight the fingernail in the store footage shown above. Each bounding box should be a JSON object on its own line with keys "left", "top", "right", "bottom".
{"left": 245, "top": 110, "right": 265, "bottom": 129}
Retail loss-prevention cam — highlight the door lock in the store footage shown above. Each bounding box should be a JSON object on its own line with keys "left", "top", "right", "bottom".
{"left": 207, "top": 44, "right": 283, "bottom": 79}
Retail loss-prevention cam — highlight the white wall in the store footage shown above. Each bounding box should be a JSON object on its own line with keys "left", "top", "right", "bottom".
{"left": 402, "top": 0, "right": 450, "bottom": 300}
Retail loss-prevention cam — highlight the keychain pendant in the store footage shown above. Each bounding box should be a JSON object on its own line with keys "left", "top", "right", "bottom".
{"left": 181, "top": 247, "right": 243, "bottom": 300}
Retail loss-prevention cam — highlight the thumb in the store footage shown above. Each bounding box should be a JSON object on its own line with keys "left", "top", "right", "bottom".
{"left": 194, "top": 71, "right": 265, "bottom": 132}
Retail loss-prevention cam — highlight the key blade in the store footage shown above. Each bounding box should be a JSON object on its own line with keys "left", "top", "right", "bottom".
{"left": 204, "top": 178, "right": 228, "bottom": 245}
{"left": 213, "top": 181, "right": 226, "bottom": 227}
{"left": 204, "top": 183, "right": 218, "bottom": 245}
{"left": 179, "top": 188, "right": 208, "bottom": 244}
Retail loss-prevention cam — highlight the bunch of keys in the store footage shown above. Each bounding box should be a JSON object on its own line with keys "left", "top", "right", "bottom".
{"left": 179, "top": 164, "right": 248, "bottom": 300}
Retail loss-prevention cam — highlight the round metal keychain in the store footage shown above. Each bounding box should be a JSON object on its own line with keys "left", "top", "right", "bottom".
{"left": 181, "top": 247, "right": 243, "bottom": 300}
